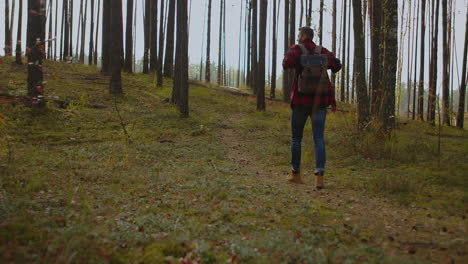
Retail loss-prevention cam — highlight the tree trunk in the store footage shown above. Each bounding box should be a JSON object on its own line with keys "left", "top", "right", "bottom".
{"left": 54, "top": 0, "right": 58, "bottom": 60}
{"left": 47, "top": 0, "right": 53, "bottom": 60}
{"left": 246, "top": 1, "right": 251, "bottom": 87}
{"left": 441, "top": 0, "right": 450, "bottom": 125}
{"left": 381, "top": 0, "right": 398, "bottom": 130}
{"left": 15, "top": 0, "right": 24, "bottom": 64}
{"left": 319, "top": 0, "right": 324, "bottom": 45}
{"left": 63, "top": 0, "right": 70, "bottom": 60}
{"left": 217, "top": 0, "right": 225, "bottom": 85}
{"left": 80, "top": 0, "right": 88, "bottom": 63}
{"left": 257, "top": 0, "right": 267, "bottom": 111}
{"left": 346, "top": 0, "right": 351, "bottom": 102}
{"left": 370, "top": 0, "right": 382, "bottom": 114}
{"left": 427, "top": 0, "right": 440, "bottom": 123}
{"left": 300, "top": 0, "right": 304, "bottom": 26}
{"left": 143, "top": 0, "right": 150, "bottom": 73}
{"left": 352, "top": 0, "right": 369, "bottom": 129}
{"left": 94, "top": 0, "right": 100, "bottom": 65}
{"left": 288, "top": 0, "right": 296, "bottom": 98}
{"left": 163, "top": 0, "right": 176, "bottom": 77}
{"left": 150, "top": 0, "right": 158, "bottom": 72}
{"left": 331, "top": 0, "right": 337, "bottom": 87}
{"left": 109, "top": 0, "right": 123, "bottom": 94}
{"left": 157, "top": 0, "right": 165, "bottom": 86}
{"left": 456, "top": 6, "right": 467, "bottom": 128}
{"left": 88, "top": 0, "right": 95, "bottom": 65}
{"left": 282, "top": 0, "right": 290, "bottom": 102}
{"left": 124, "top": 0, "right": 134, "bottom": 72}
{"left": 412, "top": 0, "right": 420, "bottom": 120}
{"left": 307, "top": 0, "right": 312, "bottom": 26}
{"left": 69, "top": 0, "right": 74, "bottom": 58}
{"left": 27, "top": 0, "right": 46, "bottom": 107}
{"left": 205, "top": 0, "right": 212, "bottom": 83}
{"left": 5, "top": 0, "right": 12, "bottom": 56}
{"left": 406, "top": 0, "right": 413, "bottom": 119}
{"left": 173, "top": 0, "right": 189, "bottom": 117}
{"left": 341, "top": 0, "right": 348, "bottom": 102}
{"left": 237, "top": 0, "right": 244, "bottom": 88}
{"left": 270, "top": 0, "right": 278, "bottom": 98}
{"left": 251, "top": 0, "right": 258, "bottom": 93}
{"left": 417, "top": 0, "right": 426, "bottom": 120}
{"left": 102, "top": 0, "right": 111, "bottom": 73}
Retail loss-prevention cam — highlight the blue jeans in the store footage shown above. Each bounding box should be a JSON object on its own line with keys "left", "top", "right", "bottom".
{"left": 291, "top": 105, "right": 327, "bottom": 174}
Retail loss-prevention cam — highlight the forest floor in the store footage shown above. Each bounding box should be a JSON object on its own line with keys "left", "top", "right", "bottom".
{"left": 0, "top": 58, "right": 467, "bottom": 263}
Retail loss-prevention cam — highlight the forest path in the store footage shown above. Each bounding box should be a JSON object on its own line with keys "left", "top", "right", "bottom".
{"left": 219, "top": 113, "right": 466, "bottom": 263}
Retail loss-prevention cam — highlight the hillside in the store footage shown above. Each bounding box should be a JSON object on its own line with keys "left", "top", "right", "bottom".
{"left": 0, "top": 58, "right": 467, "bottom": 263}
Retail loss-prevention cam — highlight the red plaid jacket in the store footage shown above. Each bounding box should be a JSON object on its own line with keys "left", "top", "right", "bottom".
{"left": 282, "top": 40, "right": 342, "bottom": 108}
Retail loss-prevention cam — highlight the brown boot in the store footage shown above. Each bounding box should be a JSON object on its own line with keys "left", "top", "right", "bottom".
{"left": 315, "top": 172, "right": 324, "bottom": 190}
{"left": 287, "top": 171, "right": 304, "bottom": 184}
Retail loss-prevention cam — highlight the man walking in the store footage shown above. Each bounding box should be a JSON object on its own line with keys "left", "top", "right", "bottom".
{"left": 282, "top": 27, "right": 342, "bottom": 189}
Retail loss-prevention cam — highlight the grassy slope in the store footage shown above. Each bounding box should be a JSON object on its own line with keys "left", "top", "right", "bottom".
{"left": 0, "top": 57, "right": 466, "bottom": 263}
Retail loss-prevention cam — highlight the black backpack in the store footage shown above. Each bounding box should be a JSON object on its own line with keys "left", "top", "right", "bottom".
{"left": 297, "top": 44, "right": 331, "bottom": 96}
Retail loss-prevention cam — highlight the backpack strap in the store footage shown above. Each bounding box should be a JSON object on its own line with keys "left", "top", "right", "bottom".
{"left": 315, "top": 45, "right": 322, "bottom": 55}
{"left": 298, "top": 44, "right": 309, "bottom": 55}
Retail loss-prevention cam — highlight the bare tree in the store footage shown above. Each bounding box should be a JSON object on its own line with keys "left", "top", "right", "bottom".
{"left": 143, "top": 0, "right": 150, "bottom": 73}
{"left": 109, "top": 0, "right": 123, "bottom": 94}
{"left": 88, "top": 0, "right": 95, "bottom": 65}
{"left": 331, "top": 0, "right": 337, "bottom": 87}
{"left": 319, "top": 0, "right": 324, "bottom": 45}
{"left": 150, "top": 0, "right": 158, "bottom": 72}
{"left": 217, "top": 0, "right": 225, "bottom": 85}
{"left": 257, "top": 0, "right": 267, "bottom": 111}
{"left": 5, "top": 0, "right": 12, "bottom": 56}
{"left": 251, "top": 0, "right": 258, "bottom": 93}
{"left": 102, "top": 0, "right": 111, "bottom": 73}
{"left": 412, "top": 0, "right": 420, "bottom": 120}
{"left": 94, "top": 0, "right": 100, "bottom": 65}
{"left": 270, "top": 0, "right": 278, "bottom": 98}
{"left": 205, "top": 0, "right": 212, "bottom": 83}
{"left": 341, "top": 0, "right": 348, "bottom": 102}
{"left": 427, "top": 0, "right": 440, "bottom": 124}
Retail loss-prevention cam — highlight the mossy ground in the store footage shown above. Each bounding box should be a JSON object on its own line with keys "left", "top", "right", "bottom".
{"left": 0, "top": 57, "right": 466, "bottom": 263}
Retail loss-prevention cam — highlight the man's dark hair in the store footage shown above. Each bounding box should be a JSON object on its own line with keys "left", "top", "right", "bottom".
{"left": 299, "top": 27, "right": 314, "bottom": 40}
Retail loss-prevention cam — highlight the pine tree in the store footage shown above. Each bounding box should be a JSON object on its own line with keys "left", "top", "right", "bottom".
{"left": 143, "top": 0, "right": 150, "bottom": 73}
{"left": 427, "top": 0, "right": 440, "bottom": 123}
{"left": 270, "top": 0, "right": 278, "bottom": 98}
{"left": 102, "top": 0, "right": 111, "bottom": 73}
{"left": 331, "top": 0, "right": 337, "bottom": 87}
{"left": 441, "top": 0, "right": 450, "bottom": 125}
{"left": 341, "top": 0, "right": 348, "bottom": 102}
{"left": 5, "top": 0, "right": 12, "bottom": 56}
{"left": 217, "top": 0, "right": 225, "bottom": 85}
{"left": 94, "top": 0, "right": 100, "bottom": 65}
{"left": 88, "top": 0, "right": 95, "bottom": 65}
{"left": 251, "top": 0, "right": 258, "bottom": 93}
{"left": 150, "top": 0, "right": 158, "bottom": 72}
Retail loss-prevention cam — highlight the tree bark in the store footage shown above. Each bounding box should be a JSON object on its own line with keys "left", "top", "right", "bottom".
{"left": 157, "top": 0, "right": 165, "bottom": 86}
{"left": 341, "top": 0, "right": 348, "bottom": 102}
{"left": 173, "top": 0, "right": 189, "bottom": 117}
{"left": 15, "top": 0, "right": 24, "bottom": 64}
{"left": 331, "top": 0, "right": 337, "bottom": 87}
{"left": 69, "top": 0, "right": 74, "bottom": 58}
{"left": 94, "top": 0, "right": 100, "bottom": 65}
{"left": 417, "top": 0, "right": 426, "bottom": 120}
{"left": 352, "top": 0, "right": 369, "bottom": 129}
{"left": 79, "top": 0, "right": 88, "bottom": 63}
{"left": 109, "top": 0, "right": 123, "bottom": 94}
{"left": 237, "top": 0, "right": 244, "bottom": 88}
{"left": 370, "top": 0, "right": 382, "bottom": 114}
{"left": 63, "top": 0, "right": 70, "bottom": 60}
{"left": 246, "top": 1, "right": 252, "bottom": 87}
{"left": 456, "top": 5, "right": 468, "bottom": 128}
{"left": 217, "top": 0, "right": 225, "bottom": 85}
{"left": 163, "top": 0, "right": 176, "bottom": 77}
{"left": 27, "top": 0, "right": 46, "bottom": 107}
{"left": 124, "top": 0, "right": 134, "bottom": 72}
{"left": 319, "top": 0, "right": 324, "bottom": 45}
{"left": 381, "top": 0, "right": 398, "bottom": 130}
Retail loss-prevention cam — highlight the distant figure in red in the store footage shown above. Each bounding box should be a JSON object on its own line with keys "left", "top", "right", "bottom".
{"left": 282, "top": 27, "right": 342, "bottom": 189}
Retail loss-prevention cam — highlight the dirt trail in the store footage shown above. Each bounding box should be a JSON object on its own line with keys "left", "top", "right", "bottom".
{"left": 220, "top": 115, "right": 466, "bottom": 263}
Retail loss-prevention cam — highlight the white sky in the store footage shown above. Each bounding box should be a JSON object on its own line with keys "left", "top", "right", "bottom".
{"left": 1, "top": 0, "right": 467, "bottom": 93}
